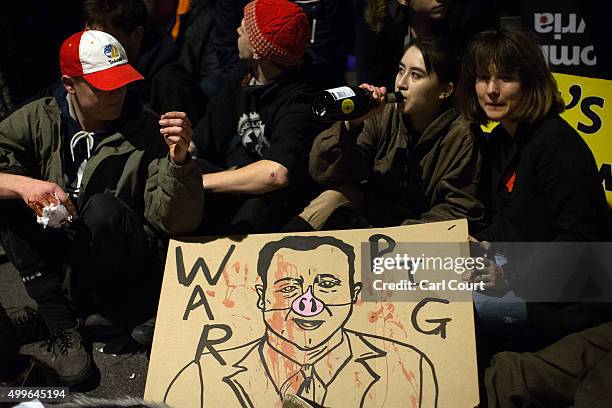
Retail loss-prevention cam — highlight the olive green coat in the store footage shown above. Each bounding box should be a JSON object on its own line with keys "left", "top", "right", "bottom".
{"left": 0, "top": 97, "right": 204, "bottom": 235}
{"left": 309, "top": 105, "right": 483, "bottom": 227}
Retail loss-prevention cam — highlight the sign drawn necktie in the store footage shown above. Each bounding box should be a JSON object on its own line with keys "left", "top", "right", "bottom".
{"left": 281, "top": 363, "right": 326, "bottom": 406}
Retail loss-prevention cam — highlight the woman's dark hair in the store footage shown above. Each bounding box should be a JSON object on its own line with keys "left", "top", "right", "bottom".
{"left": 404, "top": 36, "right": 460, "bottom": 86}
{"left": 456, "top": 28, "right": 565, "bottom": 125}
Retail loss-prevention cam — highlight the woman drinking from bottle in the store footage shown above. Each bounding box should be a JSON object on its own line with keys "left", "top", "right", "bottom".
{"left": 284, "top": 36, "right": 484, "bottom": 231}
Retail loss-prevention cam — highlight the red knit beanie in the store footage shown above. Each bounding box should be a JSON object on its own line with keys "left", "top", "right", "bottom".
{"left": 243, "top": 0, "right": 309, "bottom": 67}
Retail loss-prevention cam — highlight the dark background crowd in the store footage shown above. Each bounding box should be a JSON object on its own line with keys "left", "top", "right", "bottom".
{"left": 0, "top": 0, "right": 610, "bottom": 120}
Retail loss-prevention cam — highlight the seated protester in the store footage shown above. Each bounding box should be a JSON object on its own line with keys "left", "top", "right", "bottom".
{"left": 456, "top": 29, "right": 610, "bottom": 352}
{"left": 147, "top": 0, "right": 222, "bottom": 125}
{"left": 485, "top": 321, "right": 612, "bottom": 408}
{"left": 0, "top": 31, "right": 204, "bottom": 387}
{"left": 191, "top": 0, "right": 324, "bottom": 234}
{"left": 83, "top": 0, "right": 147, "bottom": 67}
{"left": 355, "top": 0, "right": 450, "bottom": 90}
{"left": 31, "top": 0, "right": 147, "bottom": 96}
{"left": 355, "top": 0, "right": 497, "bottom": 90}
{"left": 297, "top": 37, "right": 483, "bottom": 231}
{"left": 83, "top": 0, "right": 184, "bottom": 110}
{"left": 214, "top": 0, "right": 349, "bottom": 91}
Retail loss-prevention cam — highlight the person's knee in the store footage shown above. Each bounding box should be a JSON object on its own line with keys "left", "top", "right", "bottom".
{"left": 485, "top": 351, "right": 528, "bottom": 390}
{"left": 484, "top": 352, "right": 526, "bottom": 406}
{"left": 0, "top": 199, "right": 34, "bottom": 228}
{"left": 489, "top": 351, "right": 522, "bottom": 370}
{"left": 0, "top": 200, "right": 66, "bottom": 274}
{"left": 316, "top": 187, "right": 363, "bottom": 209}
{"left": 300, "top": 187, "right": 363, "bottom": 229}
{"left": 229, "top": 196, "right": 277, "bottom": 233}
{"left": 80, "top": 194, "right": 141, "bottom": 238}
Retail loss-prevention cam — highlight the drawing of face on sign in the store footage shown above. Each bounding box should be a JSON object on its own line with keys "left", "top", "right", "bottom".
{"left": 255, "top": 236, "right": 362, "bottom": 350}
{"left": 151, "top": 222, "right": 483, "bottom": 408}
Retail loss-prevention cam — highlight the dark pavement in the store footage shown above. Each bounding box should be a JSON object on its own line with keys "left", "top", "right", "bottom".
{"left": 0, "top": 244, "right": 150, "bottom": 402}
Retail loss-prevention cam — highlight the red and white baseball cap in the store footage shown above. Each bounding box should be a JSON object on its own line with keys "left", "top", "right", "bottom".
{"left": 60, "top": 30, "right": 144, "bottom": 91}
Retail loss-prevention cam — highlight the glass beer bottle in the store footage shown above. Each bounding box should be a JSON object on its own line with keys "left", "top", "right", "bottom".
{"left": 311, "top": 86, "right": 404, "bottom": 122}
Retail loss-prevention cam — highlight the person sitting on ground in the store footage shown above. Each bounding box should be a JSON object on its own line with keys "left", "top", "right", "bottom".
{"left": 456, "top": 28, "right": 610, "bottom": 355}
{"left": 356, "top": 0, "right": 453, "bottom": 90}
{"left": 83, "top": 0, "right": 147, "bottom": 65}
{"left": 146, "top": 0, "right": 224, "bottom": 125}
{"left": 190, "top": 0, "right": 325, "bottom": 234}
{"left": 0, "top": 30, "right": 204, "bottom": 388}
{"left": 25, "top": 0, "right": 152, "bottom": 105}
{"left": 485, "top": 320, "right": 612, "bottom": 408}
{"left": 287, "top": 36, "right": 483, "bottom": 232}
{"left": 213, "top": 0, "right": 350, "bottom": 91}
{"left": 355, "top": 0, "right": 495, "bottom": 90}
{"left": 83, "top": 0, "right": 184, "bottom": 110}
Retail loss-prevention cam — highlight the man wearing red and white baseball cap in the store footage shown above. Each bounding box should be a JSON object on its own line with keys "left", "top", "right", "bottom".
{"left": 0, "top": 30, "right": 204, "bottom": 387}
{"left": 190, "top": 0, "right": 325, "bottom": 234}
{"left": 59, "top": 30, "right": 145, "bottom": 130}
{"left": 61, "top": 30, "right": 144, "bottom": 90}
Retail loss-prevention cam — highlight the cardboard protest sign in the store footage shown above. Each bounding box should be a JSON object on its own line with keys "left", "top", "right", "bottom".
{"left": 144, "top": 220, "right": 479, "bottom": 407}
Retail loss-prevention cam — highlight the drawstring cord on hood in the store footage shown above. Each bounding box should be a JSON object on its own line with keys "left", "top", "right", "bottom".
{"left": 69, "top": 130, "right": 95, "bottom": 193}
{"left": 69, "top": 131, "right": 95, "bottom": 162}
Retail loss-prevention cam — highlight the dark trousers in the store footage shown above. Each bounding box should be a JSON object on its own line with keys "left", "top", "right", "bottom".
{"left": 195, "top": 159, "right": 299, "bottom": 235}
{"left": 197, "top": 192, "right": 289, "bottom": 236}
{"left": 0, "top": 194, "right": 162, "bottom": 332}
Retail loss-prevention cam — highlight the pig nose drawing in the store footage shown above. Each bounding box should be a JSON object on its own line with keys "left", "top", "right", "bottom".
{"left": 291, "top": 286, "right": 324, "bottom": 317}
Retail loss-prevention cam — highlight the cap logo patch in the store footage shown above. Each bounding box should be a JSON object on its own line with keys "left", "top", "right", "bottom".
{"left": 104, "top": 44, "right": 123, "bottom": 64}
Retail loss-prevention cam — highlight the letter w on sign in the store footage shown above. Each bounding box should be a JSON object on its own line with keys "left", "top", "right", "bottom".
{"left": 176, "top": 245, "right": 237, "bottom": 287}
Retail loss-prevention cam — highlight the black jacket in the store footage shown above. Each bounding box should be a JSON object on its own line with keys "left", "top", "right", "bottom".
{"left": 475, "top": 114, "right": 610, "bottom": 350}
{"left": 192, "top": 61, "right": 322, "bottom": 186}
{"left": 476, "top": 114, "right": 607, "bottom": 243}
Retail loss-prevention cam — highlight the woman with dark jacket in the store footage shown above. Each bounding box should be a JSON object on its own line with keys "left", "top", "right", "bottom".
{"left": 456, "top": 28, "right": 610, "bottom": 352}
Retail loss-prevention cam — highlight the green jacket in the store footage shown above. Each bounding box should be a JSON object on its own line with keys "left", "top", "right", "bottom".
{"left": 309, "top": 105, "right": 484, "bottom": 228}
{"left": 0, "top": 97, "right": 204, "bottom": 235}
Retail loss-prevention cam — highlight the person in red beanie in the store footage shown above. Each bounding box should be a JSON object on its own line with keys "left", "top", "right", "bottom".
{"left": 190, "top": 0, "right": 326, "bottom": 234}
{"left": 0, "top": 30, "right": 204, "bottom": 388}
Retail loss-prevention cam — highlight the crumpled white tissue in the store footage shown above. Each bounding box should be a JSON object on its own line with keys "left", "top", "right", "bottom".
{"left": 37, "top": 201, "right": 73, "bottom": 228}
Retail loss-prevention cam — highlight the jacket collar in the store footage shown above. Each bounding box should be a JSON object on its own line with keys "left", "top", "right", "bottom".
{"left": 240, "top": 60, "right": 308, "bottom": 101}
{"left": 488, "top": 121, "right": 533, "bottom": 189}
{"left": 258, "top": 329, "right": 350, "bottom": 393}
{"left": 399, "top": 107, "right": 459, "bottom": 149}
{"left": 53, "top": 83, "right": 144, "bottom": 139}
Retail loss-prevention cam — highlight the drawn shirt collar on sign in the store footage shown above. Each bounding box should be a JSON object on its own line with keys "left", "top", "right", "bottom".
{"left": 262, "top": 329, "right": 350, "bottom": 394}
